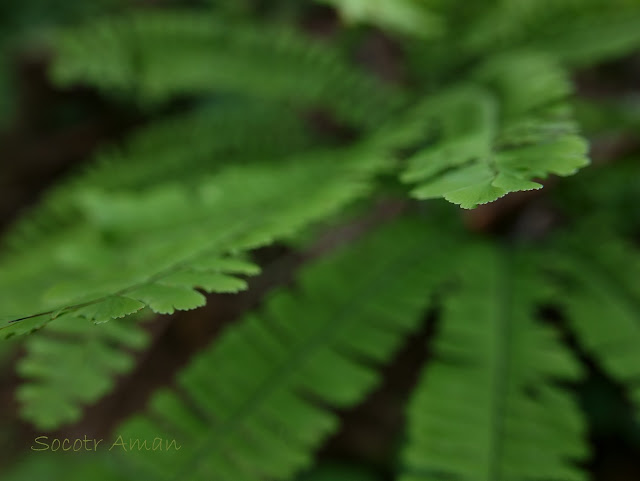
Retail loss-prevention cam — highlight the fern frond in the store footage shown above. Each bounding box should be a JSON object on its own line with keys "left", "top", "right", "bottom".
{"left": 2, "top": 100, "right": 313, "bottom": 250}
{"left": 465, "top": 0, "right": 640, "bottom": 66}
{"left": 400, "top": 245, "right": 587, "bottom": 481}
{"left": 51, "top": 10, "right": 404, "bottom": 129}
{"left": 0, "top": 147, "right": 386, "bottom": 337}
{"left": 84, "top": 101, "right": 314, "bottom": 192}
{"left": 547, "top": 234, "right": 640, "bottom": 417}
{"left": 17, "top": 311, "right": 150, "bottom": 430}
{"left": 105, "top": 218, "right": 448, "bottom": 481}
{"left": 400, "top": 52, "right": 589, "bottom": 208}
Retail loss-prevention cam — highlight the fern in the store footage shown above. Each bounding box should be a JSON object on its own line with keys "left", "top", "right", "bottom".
{"left": 50, "top": 10, "right": 404, "bottom": 128}
{"left": 0, "top": 148, "right": 385, "bottom": 337}
{"left": 400, "top": 52, "right": 588, "bottom": 208}
{"left": 399, "top": 244, "right": 587, "bottom": 481}
{"left": 17, "top": 311, "right": 150, "bottom": 430}
{"left": 2, "top": 1, "right": 640, "bottom": 479}
{"left": 107, "top": 218, "right": 447, "bottom": 481}
{"left": 546, "top": 233, "right": 640, "bottom": 417}
{"left": 2, "top": 217, "right": 453, "bottom": 480}
{"left": 17, "top": 320, "right": 148, "bottom": 429}
{"left": 1, "top": 57, "right": 588, "bottom": 332}
{"left": 2, "top": 99, "right": 313, "bottom": 249}
{"left": 403, "top": 0, "right": 640, "bottom": 93}
{"left": 82, "top": 101, "right": 314, "bottom": 192}
{"left": 46, "top": 6, "right": 596, "bottom": 211}
{"left": 465, "top": 0, "right": 640, "bottom": 66}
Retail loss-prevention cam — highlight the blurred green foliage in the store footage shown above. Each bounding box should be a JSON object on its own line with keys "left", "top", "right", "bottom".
{"left": 1, "top": 1, "right": 639, "bottom": 480}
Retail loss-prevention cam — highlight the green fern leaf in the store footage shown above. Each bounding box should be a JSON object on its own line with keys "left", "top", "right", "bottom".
{"left": 401, "top": 53, "right": 589, "bottom": 208}
{"left": 73, "top": 296, "right": 146, "bottom": 324}
{"left": 104, "top": 218, "right": 449, "bottom": 481}
{"left": 0, "top": 148, "right": 386, "bottom": 337}
{"left": 17, "top": 312, "right": 149, "bottom": 430}
{"left": 547, "top": 235, "right": 640, "bottom": 417}
{"left": 399, "top": 245, "right": 587, "bottom": 481}
{"left": 51, "top": 10, "right": 404, "bottom": 128}
{"left": 83, "top": 102, "right": 314, "bottom": 191}
{"left": 465, "top": 0, "right": 640, "bottom": 66}
{"left": 0, "top": 313, "right": 59, "bottom": 338}
{"left": 126, "top": 284, "right": 207, "bottom": 316}
{"left": 2, "top": 101, "right": 312, "bottom": 252}
{"left": 78, "top": 101, "right": 311, "bottom": 190}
